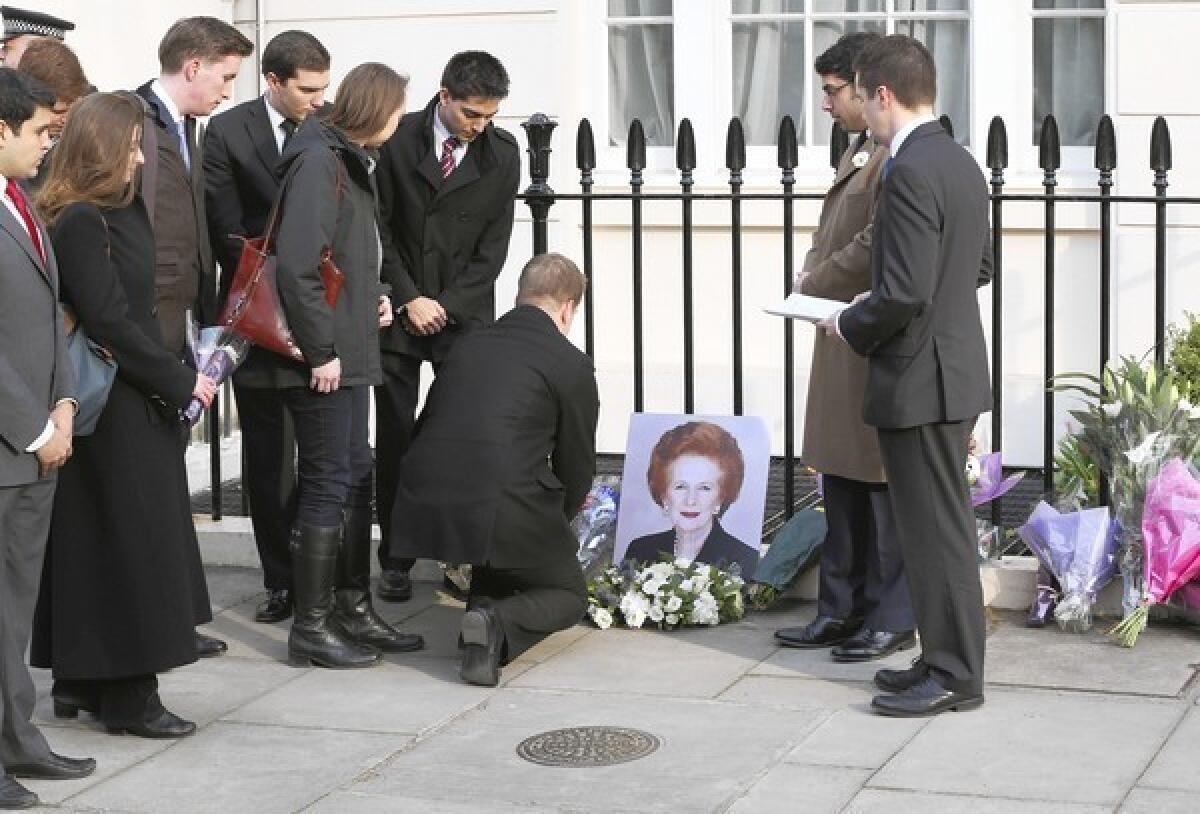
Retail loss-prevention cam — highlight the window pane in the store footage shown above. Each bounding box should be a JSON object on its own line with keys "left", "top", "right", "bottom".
{"left": 732, "top": 0, "right": 804, "bottom": 13}
{"left": 608, "top": 0, "right": 671, "bottom": 17}
{"left": 894, "top": 1, "right": 968, "bottom": 10}
{"left": 893, "top": 19, "right": 969, "bottom": 145}
{"left": 1034, "top": 0, "right": 1103, "bottom": 9}
{"left": 1033, "top": 17, "right": 1104, "bottom": 145}
{"left": 810, "top": 19, "right": 886, "bottom": 145}
{"left": 733, "top": 21, "right": 806, "bottom": 146}
{"left": 609, "top": 23, "right": 674, "bottom": 146}
{"left": 813, "top": 0, "right": 885, "bottom": 11}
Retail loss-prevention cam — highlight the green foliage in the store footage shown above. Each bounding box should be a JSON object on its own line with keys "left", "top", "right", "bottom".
{"left": 1053, "top": 433, "right": 1099, "bottom": 508}
{"left": 1168, "top": 312, "right": 1200, "bottom": 403}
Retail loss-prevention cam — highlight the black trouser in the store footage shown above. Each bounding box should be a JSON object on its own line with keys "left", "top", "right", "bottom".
{"left": 233, "top": 383, "right": 296, "bottom": 590}
{"left": 53, "top": 675, "right": 160, "bottom": 727}
{"left": 877, "top": 419, "right": 985, "bottom": 695}
{"left": 469, "top": 553, "right": 587, "bottom": 665}
{"left": 817, "top": 474, "right": 914, "bottom": 633}
{"left": 373, "top": 351, "right": 430, "bottom": 571}
{"left": 283, "top": 385, "right": 373, "bottom": 527}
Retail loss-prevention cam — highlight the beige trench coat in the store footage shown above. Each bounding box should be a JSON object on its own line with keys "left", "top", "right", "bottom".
{"left": 798, "top": 133, "right": 887, "bottom": 483}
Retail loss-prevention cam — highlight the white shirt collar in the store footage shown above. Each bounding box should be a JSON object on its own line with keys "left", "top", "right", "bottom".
{"left": 431, "top": 107, "right": 467, "bottom": 165}
{"left": 150, "top": 78, "right": 185, "bottom": 128}
{"left": 890, "top": 114, "right": 937, "bottom": 157}
{"left": 262, "top": 94, "right": 290, "bottom": 153}
{"left": 0, "top": 170, "right": 33, "bottom": 242}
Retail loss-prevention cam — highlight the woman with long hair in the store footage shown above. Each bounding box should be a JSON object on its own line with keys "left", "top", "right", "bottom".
{"left": 267, "top": 63, "right": 423, "bottom": 667}
{"left": 32, "top": 92, "right": 217, "bottom": 738}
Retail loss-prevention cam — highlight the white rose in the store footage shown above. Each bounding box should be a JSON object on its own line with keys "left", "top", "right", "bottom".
{"left": 1102, "top": 402, "right": 1122, "bottom": 418}
{"left": 679, "top": 578, "right": 694, "bottom": 592}
{"left": 1125, "top": 431, "right": 1162, "bottom": 466}
{"left": 642, "top": 578, "right": 664, "bottom": 596}
{"left": 648, "top": 604, "right": 664, "bottom": 622}
{"left": 589, "top": 606, "right": 613, "bottom": 630}
{"left": 965, "top": 455, "right": 981, "bottom": 486}
{"left": 674, "top": 557, "right": 691, "bottom": 568}
{"left": 665, "top": 613, "right": 680, "bottom": 626}
{"left": 665, "top": 595, "right": 683, "bottom": 612}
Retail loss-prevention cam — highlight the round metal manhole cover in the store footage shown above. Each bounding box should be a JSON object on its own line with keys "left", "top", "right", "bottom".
{"left": 516, "top": 726, "right": 661, "bottom": 767}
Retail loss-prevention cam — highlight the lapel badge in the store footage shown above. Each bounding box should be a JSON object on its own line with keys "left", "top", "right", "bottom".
{"left": 851, "top": 151, "right": 869, "bottom": 169}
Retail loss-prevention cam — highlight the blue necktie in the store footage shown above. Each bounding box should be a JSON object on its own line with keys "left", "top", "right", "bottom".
{"left": 882, "top": 156, "right": 893, "bottom": 180}
{"left": 170, "top": 117, "right": 190, "bottom": 171}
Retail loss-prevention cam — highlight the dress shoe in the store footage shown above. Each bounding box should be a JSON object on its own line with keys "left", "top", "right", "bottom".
{"left": 874, "top": 657, "right": 929, "bottom": 694}
{"left": 831, "top": 629, "right": 916, "bottom": 663}
{"left": 107, "top": 708, "right": 197, "bottom": 739}
{"left": 460, "top": 606, "right": 503, "bottom": 687}
{"left": 52, "top": 691, "right": 98, "bottom": 719}
{"left": 376, "top": 569, "right": 413, "bottom": 602}
{"left": 871, "top": 676, "right": 984, "bottom": 718}
{"left": 0, "top": 776, "right": 36, "bottom": 809}
{"left": 7, "top": 752, "right": 97, "bottom": 780}
{"left": 774, "top": 615, "right": 862, "bottom": 648}
{"left": 332, "top": 589, "right": 425, "bottom": 653}
{"left": 194, "top": 632, "right": 228, "bottom": 658}
{"left": 255, "top": 588, "right": 293, "bottom": 623}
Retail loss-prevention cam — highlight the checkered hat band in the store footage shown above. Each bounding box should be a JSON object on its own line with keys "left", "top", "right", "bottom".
{"left": 4, "top": 21, "right": 66, "bottom": 38}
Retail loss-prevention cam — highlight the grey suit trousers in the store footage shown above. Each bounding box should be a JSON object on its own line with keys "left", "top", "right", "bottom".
{"left": 0, "top": 478, "right": 55, "bottom": 768}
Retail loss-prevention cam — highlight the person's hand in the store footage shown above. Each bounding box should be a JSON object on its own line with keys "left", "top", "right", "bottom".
{"left": 792, "top": 270, "right": 809, "bottom": 293}
{"left": 378, "top": 295, "right": 394, "bottom": 329}
{"left": 403, "top": 296, "right": 447, "bottom": 336}
{"left": 310, "top": 357, "right": 341, "bottom": 393}
{"left": 192, "top": 374, "right": 218, "bottom": 407}
{"left": 36, "top": 406, "right": 74, "bottom": 477}
{"left": 817, "top": 308, "right": 844, "bottom": 339}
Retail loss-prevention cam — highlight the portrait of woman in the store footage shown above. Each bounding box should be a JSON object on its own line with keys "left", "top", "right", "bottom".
{"left": 621, "top": 420, "right": 761, "bottom": 578}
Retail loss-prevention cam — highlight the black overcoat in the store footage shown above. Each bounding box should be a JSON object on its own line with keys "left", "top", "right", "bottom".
{"left": 389, "top": 306, "right": 598, "bottom": 569}
{"left": 375, "top": 95, "right": 520, "bottom": 361}
{"left": 31, "top": 200, "right": 211, "bottom": 680}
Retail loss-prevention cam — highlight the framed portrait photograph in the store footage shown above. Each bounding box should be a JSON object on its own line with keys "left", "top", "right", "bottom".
{"left": 613, "top": 413, "right": 771, "bottom": 580}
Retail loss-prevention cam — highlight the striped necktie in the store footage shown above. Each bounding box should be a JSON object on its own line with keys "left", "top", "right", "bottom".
{"left": 439, "top": 136, "right": 459, "bottom": 180}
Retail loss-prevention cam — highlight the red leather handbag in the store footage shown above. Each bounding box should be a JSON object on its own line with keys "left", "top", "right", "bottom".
{"left": 217, "top": 164, "right": 345, "bottom": 362}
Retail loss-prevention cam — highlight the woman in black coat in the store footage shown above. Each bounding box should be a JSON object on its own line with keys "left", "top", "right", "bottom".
{"left": 32, "top": 92, "right": 217, "bottom": 738}
{"left": 622, "top": 421, "right": 760, "bottom": 579}
{"left": 266, "top": 63, "right": 422, "bottom": 668}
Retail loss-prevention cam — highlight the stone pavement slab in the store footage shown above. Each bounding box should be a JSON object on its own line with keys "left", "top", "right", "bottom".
{"left": 304, "top": 791, "right": 561, "bottom": 813}
{"left": 784, "top": 707, "right": 928, "bottom": 769}
{"left": 1120, "top": 787, "right": 1200, "bottom": 813}
{"left": 1137, "top": 706, "right": 1200, "bottom": 792}
{"left": 724, "top": 764, "right": 870, "bottom": 813}
{"left": 870, "top": 688, "right": 1184, "bottom": 806}
{"left": 717, "top": 675, "right": 879, "bottom": 709}
{"left": 20, "top": 725, "right": 172, "bottom": 805}
{"left": 844, "top": 789, "right": 1113, "bottom": 813}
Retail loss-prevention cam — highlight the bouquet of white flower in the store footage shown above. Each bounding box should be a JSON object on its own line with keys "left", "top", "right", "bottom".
{"left": 586, "top": 558, "right": 746, "bottom": 631}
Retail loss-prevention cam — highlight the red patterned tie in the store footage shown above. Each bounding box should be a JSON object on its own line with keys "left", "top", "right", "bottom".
{"left": 6, "top": 179, "right": 45, "bottom": 264}
{"left": 439, "top": 136, "right": 459, "bottom": 180}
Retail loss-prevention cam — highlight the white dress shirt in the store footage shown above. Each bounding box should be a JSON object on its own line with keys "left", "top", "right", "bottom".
{"left": 432, "top": 108, "right": 467, "bottom": 168}
{"left": 150, "top": 78, "right": 189, "bottom": 165}
{"left": 263, "top": 95, "right": 291, "bottom": 154}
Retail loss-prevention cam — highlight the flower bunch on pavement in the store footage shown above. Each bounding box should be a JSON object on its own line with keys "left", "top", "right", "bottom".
{"left": 586, "top": 558, "right": 745, "bottom": 630}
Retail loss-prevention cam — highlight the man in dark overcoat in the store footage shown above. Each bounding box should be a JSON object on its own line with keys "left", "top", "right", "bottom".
{"left": 390, "top": 254, "right": 598, "bottom": 687}
{"left": 204, "top": 30, "right": 331, "bottom": 624}
{"left": 821, "top": 35, "right": 993, "bottom": 717}
{"left": 374, "top": 50, "right": 521, "bottom": 602}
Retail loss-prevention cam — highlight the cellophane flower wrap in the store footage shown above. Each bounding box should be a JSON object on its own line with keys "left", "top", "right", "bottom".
{"left": 1017, "top": 502, "right": 1117, "bottom": 633}
{"left": 1110, "top": 458, "right": 1200, "bottom": 646}
{"left": 182, "top": 322, "right": 250, "bottom": 427}
{"left": 573, "top": 476, "right": 620, "bottom": 580}
{"left": 587, "top": 558, "right": 745, "bottom": 631}
{"left": 969, "top": 451, "right": 1025, "bottom": 507}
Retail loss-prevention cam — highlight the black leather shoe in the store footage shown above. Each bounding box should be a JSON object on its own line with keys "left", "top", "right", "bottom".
{"left": 377, "top": 569, "right": 413, "bottom": 602}
{"left": 831, "top": 629, "right": 916, "bottom": 663}
{"left": 52, "top": 690, "right": 98, "bottom": 719}
{"left": 332, "top": 590, "right": 425, "bottom": 653}
{"left": 7, "top": 752, "right": 97, "bottom": 780}
{"left": 874, "top": 657, "right": 929, "bottom": 694}
{"left": 255, "top": 589, "right": 293, "bottom": 623}
{"left": 107, "top": 708, "right": 197, "bottom": 739}
{"left": 0, "top": 776, "right": 36, "bottom": 809}
{"left": 195, "top": 632, "right": 228, "bottom": 658}
{"left": 871, "top": 676, "right": 984, "bottom": 717}
{"left": 775, "top": 615, "right": 862, "bottom": 648}
{"left": 460, "top": 606, "right": 503, "bottom": 687}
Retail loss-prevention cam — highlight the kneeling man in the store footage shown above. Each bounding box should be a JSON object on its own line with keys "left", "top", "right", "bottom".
{"left": 389, "top": 253, "right": 598, "bottom": 686}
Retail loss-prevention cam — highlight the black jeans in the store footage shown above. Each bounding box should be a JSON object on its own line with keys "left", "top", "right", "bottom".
{"left": 374, "top": 352, "right": 427, "bottom": 571}
{"left": 283, "top": 385, "right": 373, "bottom": 528}
{"left": 233, "top": 383, "right": 297, "bottom": 589}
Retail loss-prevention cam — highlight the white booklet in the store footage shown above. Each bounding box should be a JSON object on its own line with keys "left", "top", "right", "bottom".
{"left": 763, "top": 293, "right": 846, "bottom": 323}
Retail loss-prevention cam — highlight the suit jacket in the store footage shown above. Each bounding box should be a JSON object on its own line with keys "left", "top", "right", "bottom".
{"left": 389, "top": 305, "right": 599, "bottom": 569}
{"left": 839, "top": 121, "right": 993, "bottom": 429}
{"left": 135, "top": 82, "right": 216, "bottom": 328}
{"left": 623, "top": 520, "right": 759, "bottom": 580}
{"left": 376, "top": 95, "right": 520, "bottom": 361}
{"left": 0, "top": 203, "right": 74, "bottom": 488}
{"left": 799, "top": 132, "right": 887, "bottom": 482}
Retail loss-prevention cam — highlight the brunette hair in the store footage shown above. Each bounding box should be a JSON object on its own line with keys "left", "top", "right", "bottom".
{"left": 158, "top": 16, "right": 253, "bottom": 75}
{"left": 441, "top": 50, "right": 509, "bottom": 100}
{"left": 646, "top": 421, "right": 745, "bottom": 512}
{"left": 324, "top": 62, "right": 408, "bottom": 142}
{"left": 0, "top": 65, "right": 53, "bottom": 132}
{"left": 516, "top": 253, "right": 585, "bottom": 307}
{"left": 262, "top": 30, "right": 329, "bottom": 81}
{"left": 853, "top": 34, "right": 936, "bottom": 108}
{"left": 17, "top": 38, "right": 89, "bottom": 105}
{"left": 37, "top": 91, "right": 143, "bottom": 223}
{"left": 814, "top": 31, "right": 880, "bottom": 83}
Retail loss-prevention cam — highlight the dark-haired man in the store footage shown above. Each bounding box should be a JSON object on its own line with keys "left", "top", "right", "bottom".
{"left": 775, "top": 31, "right": 916, "bottom": 663}
{"left": 390, "top": 254, "right": 598, "bottom": 686}
{"left": 204, "top": 30, "right": 331, "bottom": 624}
{"left": 374, "top": 50, "right": 521, "bottom": 602}
{"left": 819, "top": 34, "right": 993, "bottom": 717}
{"left": 135, "top": 16, "right": 254, "bottom": 659}
{"left": 0, "top": 66, "right": 95, "bottom": 808}
{"left": 0, "top": 6, "right": 73, "bottom": 68}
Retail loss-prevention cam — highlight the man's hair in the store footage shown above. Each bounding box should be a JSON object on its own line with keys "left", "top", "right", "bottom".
{"left": 516, "top": 253, "right": 586, "bottom": 308}
{"left": 325, "top": 62, "right": 407, "bottom": 142}
{"left": 0, "top": 66, "right": 54, "bottom": 133}
{"left": 814, "top": 31, "right": 881, "bottom": 82}
{"left": 441, "top": 50, "right": 509, "bottom": 101}
{"left": 853, "top": 34, "right": 936, "bottom": 108}
{"left": 262, "top": 30, "right": 329, "bottom": 82}
{"left": 158, "top": 16, "right": 254, "bottom": 75}
{"left": 17, "top": 38, "right": 89, "bottom": 106}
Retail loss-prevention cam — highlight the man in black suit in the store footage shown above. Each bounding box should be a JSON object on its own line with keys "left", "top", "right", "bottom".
{"left": 820, "top": 35, "right": 992, "bottom": 717}
{"left": 136, "top": 16, "right": 254, "bottom": 658}
{"left": 374, "top": 50, "right": 521, "bottom": 603}
{"left": 204, "top": 31, "right": 331, "bottom": 624}
{"left": 390, "top": 254, "right": 598, "bottom": 687}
